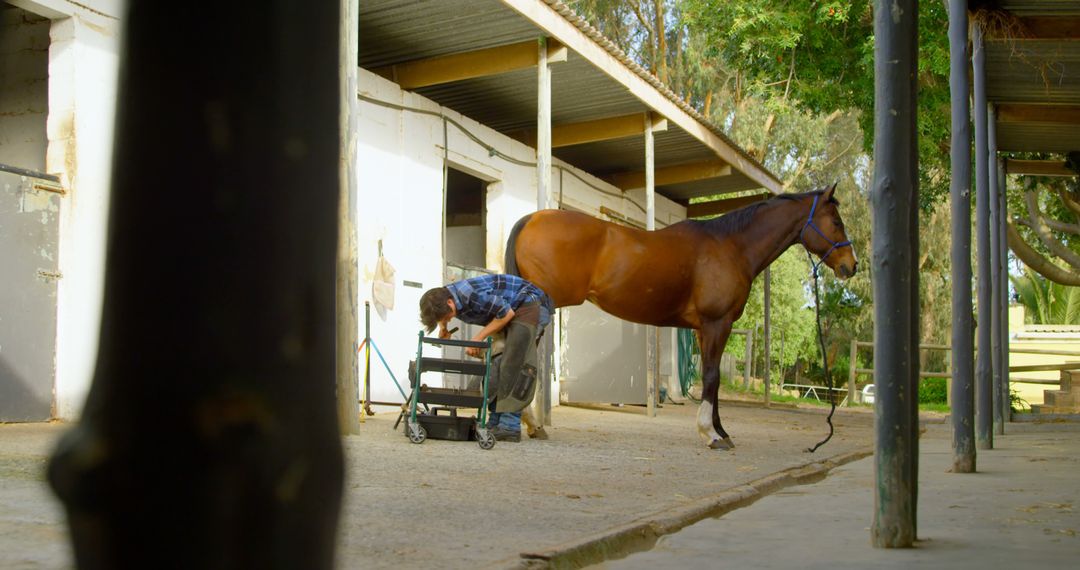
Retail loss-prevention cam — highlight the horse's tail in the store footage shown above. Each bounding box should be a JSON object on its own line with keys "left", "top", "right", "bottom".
{"left": 504, "top": 213, "right": 534, "bottom": 277}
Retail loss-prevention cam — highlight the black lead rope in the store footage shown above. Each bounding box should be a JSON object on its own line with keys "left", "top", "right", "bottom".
{"left": 805, "top": 253, "right": 836, "bottom": 453}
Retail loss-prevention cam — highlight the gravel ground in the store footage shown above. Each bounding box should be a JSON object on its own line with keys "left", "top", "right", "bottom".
{"left": 0, "top": 399, "right": 877, "bottom": 569}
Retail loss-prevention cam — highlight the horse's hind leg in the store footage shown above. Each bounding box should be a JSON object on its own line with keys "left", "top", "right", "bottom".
{"left": 698, "top": 320, "right": 735, "bottom": 450}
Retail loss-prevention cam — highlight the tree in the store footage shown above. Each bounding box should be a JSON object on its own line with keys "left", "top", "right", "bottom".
{"left": 1010, "top": 266, "right": 1080, "bottom": 325}
{"left": 566, "top": 1, "right": 958, "bottom": 380}
{"left": 1007, "top": 153, "right": 1080, "bottom": 286}
{"left": 681, "top": 0, "right": 954, "bottom": 209}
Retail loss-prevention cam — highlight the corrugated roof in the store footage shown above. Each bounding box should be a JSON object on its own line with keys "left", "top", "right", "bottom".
{"left": 982, "top": 1, "right": 1080, "bottom": 153}
{"left": 358, "top": 0, "right": 779, "bottom": 201}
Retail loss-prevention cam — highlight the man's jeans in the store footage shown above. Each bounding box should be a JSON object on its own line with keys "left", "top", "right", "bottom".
{"left": 488, "top": 411, "right": 520, "bottom": 431}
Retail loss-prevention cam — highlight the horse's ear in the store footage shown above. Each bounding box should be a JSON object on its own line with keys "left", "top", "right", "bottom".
{"left": 822, "top": 182, "right": 838, "bottom": 202}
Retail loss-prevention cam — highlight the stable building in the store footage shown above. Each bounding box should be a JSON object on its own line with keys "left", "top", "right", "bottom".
{"left": 0, "top": 0, "right": 779, "bottom": 423}
{"left": 354, "top": 0, "right": 781, "bottom": 420}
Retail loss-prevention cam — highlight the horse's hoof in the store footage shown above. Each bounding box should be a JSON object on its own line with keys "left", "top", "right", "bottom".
{"left": 722, "top": 437, "right": 735, "bottom": 449}
{"left": 709, "top": 438, "right": 732, "bottom": 450}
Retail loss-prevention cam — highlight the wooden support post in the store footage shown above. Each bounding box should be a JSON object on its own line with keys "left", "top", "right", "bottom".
{"left": 973, "top": 23, "right": 994, "bottom": 451}
{"left": 536, "top": 37, "right": 551, "bottom": 211}
{"left": 47, "top": 2, "right": 345, "bottom": 566}
{"left": 849, "top": 339, "right": 858, "bottom": 406}
{"left": 535, "top": 36, "right": 553, "bottom": 425}
{"left": 948, "top": 0, "right": 976, "bottom": 474}
{"left": 763, "top": 267, "right": 771, "bottom": 408}
{"left": 989, "top": 104, "right": 1004, "bottom": 437}
{"left": 998, "top": 159, "right": 1010, "bottom": 429}
{"left": 743, "top": 332, "right": 753, "bottom": 390}
{"left": 645, "top": 112, "right": 658, "bottom": 418}
{"left": 337, "top": 0, "right": 361, "bottom": 435}
{"left": 871, "top": 0, "right": 919, "bottom": 548}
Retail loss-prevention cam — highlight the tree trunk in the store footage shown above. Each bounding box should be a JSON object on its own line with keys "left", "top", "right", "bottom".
{"left": 655, "top": 0, "right": 668, "bottom": 84}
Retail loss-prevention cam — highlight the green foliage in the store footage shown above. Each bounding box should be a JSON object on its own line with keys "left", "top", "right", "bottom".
{"left": 1010, "top": 387, "right": 1030, "bottom": 413}
{"left": 1010, "top": 266, "right": 1080, "bottom": 325}
{"left": 728, "top": 249, "right": 818, "bottom": 369}
{"left": 918, "top": 377, "right": 948, "bottom": 405}
{"left": 566, "top": 1, "right": 954, "bottom": 373}
{"left": 682, "top": 0, "right": 953, "bottom": 208}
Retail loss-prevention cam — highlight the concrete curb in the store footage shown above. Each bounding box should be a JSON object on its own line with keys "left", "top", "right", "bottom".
{"left": 507, "top": 448, "right": 873, "bottom": 569}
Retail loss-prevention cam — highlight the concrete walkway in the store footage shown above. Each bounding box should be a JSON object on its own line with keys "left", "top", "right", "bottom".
{"left": 603, "top": 423, "right": 1080, "bottom": 569}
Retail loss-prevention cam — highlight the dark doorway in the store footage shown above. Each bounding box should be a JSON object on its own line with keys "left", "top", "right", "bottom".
{"left": 444, "top": 167, "right": 487, "bottom": 269}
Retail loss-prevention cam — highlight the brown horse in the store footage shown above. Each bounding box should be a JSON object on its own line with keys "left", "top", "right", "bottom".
{"left": 504, "top": 184, "right": 857, "bottom": 450}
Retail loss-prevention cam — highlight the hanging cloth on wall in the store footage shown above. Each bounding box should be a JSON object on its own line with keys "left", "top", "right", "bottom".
{"left": 373, "top": 241, "right": 396, "bottom": 311}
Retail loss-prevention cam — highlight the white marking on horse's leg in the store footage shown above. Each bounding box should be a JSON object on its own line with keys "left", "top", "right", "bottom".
{"left": 697, "top": 401, "right": 722, "bottom": 443}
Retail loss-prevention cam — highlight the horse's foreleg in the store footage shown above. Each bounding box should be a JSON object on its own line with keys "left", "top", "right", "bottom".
{"left": 698, "top": 320, "right": 735, "bottom": 450}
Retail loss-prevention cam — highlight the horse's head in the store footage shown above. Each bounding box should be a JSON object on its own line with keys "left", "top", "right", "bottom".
{"left": 800, "top": 183, "right": 857, "bottom": 279}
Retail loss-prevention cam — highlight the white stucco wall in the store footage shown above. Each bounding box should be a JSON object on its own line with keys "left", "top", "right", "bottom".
{"left": 357, "top": 68, "right": 686, "bottom": 404}
{"left": 0, "top": 7, "right": 50, "bottom": 172}
{"left": 12, "top": 0, "right": 121, "bottom": 419}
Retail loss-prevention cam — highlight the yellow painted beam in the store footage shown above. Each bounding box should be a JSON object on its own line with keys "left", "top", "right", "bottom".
{"left": 1017, "top": 17, "right": 1080, "bottom": 40}
{"left": 1004, "top": 159, "right": 1075, "bottom": 177}
{"left": 513, "top": 112, "right": 668, "bottom": 148}
{"left": 997, "top": 104, "right": 1080, "bottom": 125}
{"left": 372, "top": 39, "right": 566, "bottom": 89}
{"left": 607, "top": 159, "right": 732, "bottom": 191}
{"left": 686, "top": 192, "right": 771, "bottom": 218}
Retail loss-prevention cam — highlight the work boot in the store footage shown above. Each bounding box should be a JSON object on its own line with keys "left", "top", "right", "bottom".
{"left": 491, "top": 426, "right": 521, "bottom": 443}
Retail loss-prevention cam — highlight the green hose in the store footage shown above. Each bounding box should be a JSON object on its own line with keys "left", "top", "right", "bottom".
{"left": 676, "top": 328, "right": 701, "bottom": 402}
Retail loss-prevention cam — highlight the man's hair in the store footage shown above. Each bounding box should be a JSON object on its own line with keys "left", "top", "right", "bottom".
{"left": 419, "top": 287, "right": 453, "bottom": 333}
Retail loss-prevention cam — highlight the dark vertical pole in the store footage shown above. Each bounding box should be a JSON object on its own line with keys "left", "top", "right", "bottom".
{"left": 764, "top": 267, "right": 771, "bottom": 407}
{"left": 906, "top": 0, "right": 921, "bottom": 538}
{"left": 997, "top": 159, "right": 1010, "bottom": 428}
{"left": 988, "top": 104, "right": 1004, "bottom": 436}
{"left": 47, "top": 2, "right": 344, "bottom": 567}
{"left": 948, "top": 0, "right": 975, "bottom": 473}
{"left": 871, "top": 0, "right": 919, "bottom": 548}
{"left": 973, "top": 23, "right": 994, "bottom": 450}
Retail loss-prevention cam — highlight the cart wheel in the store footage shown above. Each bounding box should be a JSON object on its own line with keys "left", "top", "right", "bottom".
{"left": 407, "top": 422, "right": 427, "bottom": 444}
{"left": 477, "top": 430, "right": 496, "bottom": 450}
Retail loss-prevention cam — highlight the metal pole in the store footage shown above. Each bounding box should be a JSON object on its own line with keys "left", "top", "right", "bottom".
{"left": 948, "top": 0, "right": 975, "bottom": 473}
{"left": 645, "top": 112, "right": 658, "bottom": 417}
{"left": 998, "top": 158, "right": 1010, "bottom": 429}
{"left": 763, "top": 267, "right": 771, "bottom": 407}
{"left": 988, "top": 104, "right": 1004, "bottom": 436}
{"left": 870, "top": 0, "right": 918, "bottom": 548}
{"left": 973, "top": 23, "right": 994, "bottom": 451}
{"left": 363, "top": 301, "right": 372, "bottom": 415}
{"left": 48, "top": 1, "right": 345, "bottom": 565}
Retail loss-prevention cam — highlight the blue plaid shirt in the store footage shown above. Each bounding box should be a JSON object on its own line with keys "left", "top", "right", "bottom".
{"left": 445, "top": 275, "right": 553, "bottom": 328}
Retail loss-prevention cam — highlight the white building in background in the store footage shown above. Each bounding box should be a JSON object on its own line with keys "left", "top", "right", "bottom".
{"left": 1, "top": 0, "right": 120, "bottom": 420}
{"left": 354, "top": 68, "right": 688, "bottom": 405}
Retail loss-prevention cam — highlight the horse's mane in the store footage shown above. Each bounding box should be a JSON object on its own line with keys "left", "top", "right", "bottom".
{"left": 691, "top": 189, "right": 836, "bottom": 236}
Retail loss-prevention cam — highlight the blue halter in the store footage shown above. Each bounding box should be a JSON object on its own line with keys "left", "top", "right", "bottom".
{"left": 800, "top": 194, "right": 852, "bottom": 274}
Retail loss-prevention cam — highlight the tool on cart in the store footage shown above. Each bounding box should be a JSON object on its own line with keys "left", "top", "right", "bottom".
{"left": 403, "top": 331, "right": 497, "bottom": 450}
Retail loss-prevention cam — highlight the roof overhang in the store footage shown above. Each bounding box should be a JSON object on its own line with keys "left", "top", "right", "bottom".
{"left": 982, "top": 1, "right": 1080, "bottom": 156}
{"left": 359, "top": 0, "right": 782, "bottom": 202}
